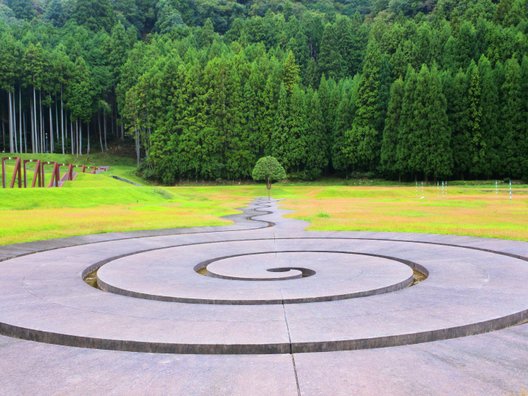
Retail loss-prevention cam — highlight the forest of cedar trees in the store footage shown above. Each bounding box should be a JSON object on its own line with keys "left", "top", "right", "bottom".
{"left": 0, "top": 0, "right": 527, "bottom": 183}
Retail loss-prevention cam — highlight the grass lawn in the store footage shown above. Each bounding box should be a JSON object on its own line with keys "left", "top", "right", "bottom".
{"left": 1, "top": 154, "right": 527, "bottom": 245}
{"left": 273, "top": 185, "right": 528, "bottom": 241}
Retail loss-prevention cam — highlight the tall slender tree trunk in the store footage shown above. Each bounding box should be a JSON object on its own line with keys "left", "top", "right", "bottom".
{"left": 70, "top": 119, "right": 74, "bottom": 155}
{"left": 32, "top": 87, "right": 37, "bottom": 153}
{"left": 30, "top": 95, "right": 34, "bottom": 153}
{"left": 135, "top": 129, "right": 140, "bottom": 166}
{"left": 39, "top": 90, "right": 44, "bottom": 153}
{"left": 75, "top": 120, "right": 79, "bottom": 155}
{"left": 49, "top": 104, "right": 54, "bottom": 153}
{"left": 8, "top": 91, "right": 14, "bottom": 153}
{"left": 55, "top": 97, "right": 59, "bottom": 148}
{"left": 1, "top": 107, "right": 5, "bottom": 150}
{"left": 23, "top": 112, "right": 27, "bottom": 153}
{"left": 18, "top": 87, "right": 22, "bottom": 153}
{"left": 98, "top": 111, "right": 104, "bottom": 152}
{"left": 61, "top": 89, "right": 65, "bottom": 154}
{"left": 12, "top": 92, "right": 18, "bottom": 153}
{"left": 78, "top": 121, "right": 82, "bottom": 155}
{"left": 110, "top": 108, "right": 115, "bottom": 139}
{"left": 103, "top": 112, "right": 107, "bottom": 150}
{"left": 87, "top": 123, "right": 90, "bottom": 155}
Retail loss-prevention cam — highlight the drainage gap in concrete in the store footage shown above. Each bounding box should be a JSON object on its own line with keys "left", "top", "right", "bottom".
{"left": 83, "top": 269, "right": 99, "bottom": 289}
{"left": 412, "top": 268, "right": 428, "bottom": 285}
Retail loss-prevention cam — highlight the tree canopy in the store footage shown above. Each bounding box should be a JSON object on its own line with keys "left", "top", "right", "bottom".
{"left": 252, "top": 156, "right": 287, "bottom": 198}
{"left": 252, "top": 156, "right": 287, "bottom": 184}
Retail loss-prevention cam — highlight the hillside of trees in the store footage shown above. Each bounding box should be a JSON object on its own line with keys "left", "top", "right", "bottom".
{"left": 0, "top": 0, "right": 527, "bottom": 182}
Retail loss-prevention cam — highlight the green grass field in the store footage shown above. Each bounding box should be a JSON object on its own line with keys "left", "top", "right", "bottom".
{"left": 1, "top": 154, "right": 527, "bottom": 245}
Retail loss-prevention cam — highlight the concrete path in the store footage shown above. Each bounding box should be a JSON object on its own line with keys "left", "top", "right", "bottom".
{"left": 0, "top": 198, "right": 527, "bottom": 395}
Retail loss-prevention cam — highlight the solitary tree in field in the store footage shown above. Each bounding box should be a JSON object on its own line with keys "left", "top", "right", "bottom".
{"left": 252, "top": 156, "right": 286, "bottom": 200}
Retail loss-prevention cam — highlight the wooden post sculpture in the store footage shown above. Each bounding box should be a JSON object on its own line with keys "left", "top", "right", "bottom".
{"left": 10, "top": 157, "right": 22, "bottom": 188}
{"left": 31, "top": 160, "right": 42, "bottom": 188}
{"left": 47, "top": 162, "right": 61, "bottom": 188}
{"left": 23, "top": 160, "right": 29, "bottom": 188}
{"left": 1, "top": 157, "right": 7, "bottom": 188}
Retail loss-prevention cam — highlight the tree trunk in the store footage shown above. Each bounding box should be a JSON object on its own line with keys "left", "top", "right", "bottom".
{"left": 18, "top": 87, "right": 22, "bottom": 153}
{"left": 39, "top": 90, "right": 44, "bottom": 153}
{"left": 61, "top": 88, "right": 65, "bottom": 154}
{"left": 103, "top": 112, "right": 107, "bottom": 150}
{"left": 87, "top": 123, "right": 90, "bottom": 155}
{"left": 8, "top": 91, "right": 14, "bottom": 153}
{"left": 49, "top": 104, "right": 54, "bottom": 153}
{"left": 78, "top": 120, "right": 82, "bottom": 155}
{"left": 1, "top": 106, "right": 5, "bottom": 150}
{"left": 23, "top": 112, "right": 27, "bottom": 153}
{"left": 110, "top": 108, "right": 114, "bottom": 140}
{"left": 70, "top": 119, "right": 74, "bottom": 155}
{"left": 98, "top": 111, "right": 104, "bottom": 152}
{"left": 12, "top": 91, "right": 18, "bottom": 153}
{"left": 32, "top": 87, "right": 37, "bottom": 153}
{"left": 135, "top": 129, "right": 140, "bottom": 166}
{"left": 55, "top": 97, "right": 59, "bottom": 149}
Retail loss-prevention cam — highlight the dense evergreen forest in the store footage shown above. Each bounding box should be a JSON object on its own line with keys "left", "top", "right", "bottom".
{"left": 0, "top": 0, "right": 527, "bottom": 182}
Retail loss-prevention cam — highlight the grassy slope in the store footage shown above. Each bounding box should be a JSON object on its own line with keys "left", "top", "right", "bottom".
{"left": 1, "top": 154, "right": 527, "bottom": 245}
{"left": 0, "top": 154, "right": 258, "bottom": 245}
{"left": 0, "top": 182, "right": 259, "bottom": 245}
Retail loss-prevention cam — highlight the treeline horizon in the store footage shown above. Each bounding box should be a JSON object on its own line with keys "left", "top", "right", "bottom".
{"left": 0, "top": 0, "right": 527, "bottom": 182}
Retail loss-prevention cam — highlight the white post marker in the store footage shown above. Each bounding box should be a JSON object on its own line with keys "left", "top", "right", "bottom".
{"left": 509, "top": 179, "right": 512, "bottom": 200}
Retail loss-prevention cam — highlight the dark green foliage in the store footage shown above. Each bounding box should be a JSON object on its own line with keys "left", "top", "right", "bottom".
{"left": 73, "top": 0, "right": 115, "bottom": 32}
{"left": 466, "top": 61, "right": 486, "bottom": 177}
{"left": 396, "top": 66, "right": 418, "bottom": 176}
{"left": 282, "top": 51, "right": 301, "bottom": 93}
{"left": 67, "top": 57, "right": 95, "bottom": 122}
{"left": 477, "top": 55, "right": 501, "bottom": 177}
{"left": 304, "top": 90, "right": 328, "bottom": 179}
{"left": 394, "top": 65, "right": 453, "bottom": 179}
{"left": 331, "top": 77, "right": 359, "bottom": 174}
{"left": 45, "top": 0, "right": 66, "bottom": 27}
{"left": 500, "top": 57, "right": 524, "bottom": 178}
{"left": 445, "top": 70, "right": 470, "bottom": 178}
{"left": 6, "top": 0, "right": 34, "bottom": 20}
{"left": 155, "top": 0, "right": 185, "bottom": 34}
{"left": 344, "top": 40, "right": 387, "bottom": 172}
{"left": 521, "top": 56, "right": 528, "bottom": 180}
{"left": 380, "top": 78, "right": 404, "bottom": 177}
{"left": 417, "top": 66, "right": 452, "bottom": 180}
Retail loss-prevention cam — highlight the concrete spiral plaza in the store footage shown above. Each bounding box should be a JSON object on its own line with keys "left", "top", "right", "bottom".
{"left": 0, "top": 199, "right": 527, "bottom": 394}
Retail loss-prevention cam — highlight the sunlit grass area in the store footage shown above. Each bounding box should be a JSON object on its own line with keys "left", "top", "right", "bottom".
{"left": 0, "top": 181, "right": 259, "bottom": 245}
{"left": 1, "top": 157, "right": 527, "bottom": 245}
{"left": 276, "top": 185, "right": 528, "bottom": 241}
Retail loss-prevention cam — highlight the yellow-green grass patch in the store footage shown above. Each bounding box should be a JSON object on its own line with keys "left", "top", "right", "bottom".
{"left": 279, "top": 186, "right": 528, "bottom": 241}
{"left": 0, "top": 186, "right": 255, "bottom": 245}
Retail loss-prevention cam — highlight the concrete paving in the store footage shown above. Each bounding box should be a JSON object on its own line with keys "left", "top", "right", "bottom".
{"left": 0, "top": 197, "right": 527, "bottom": 394}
